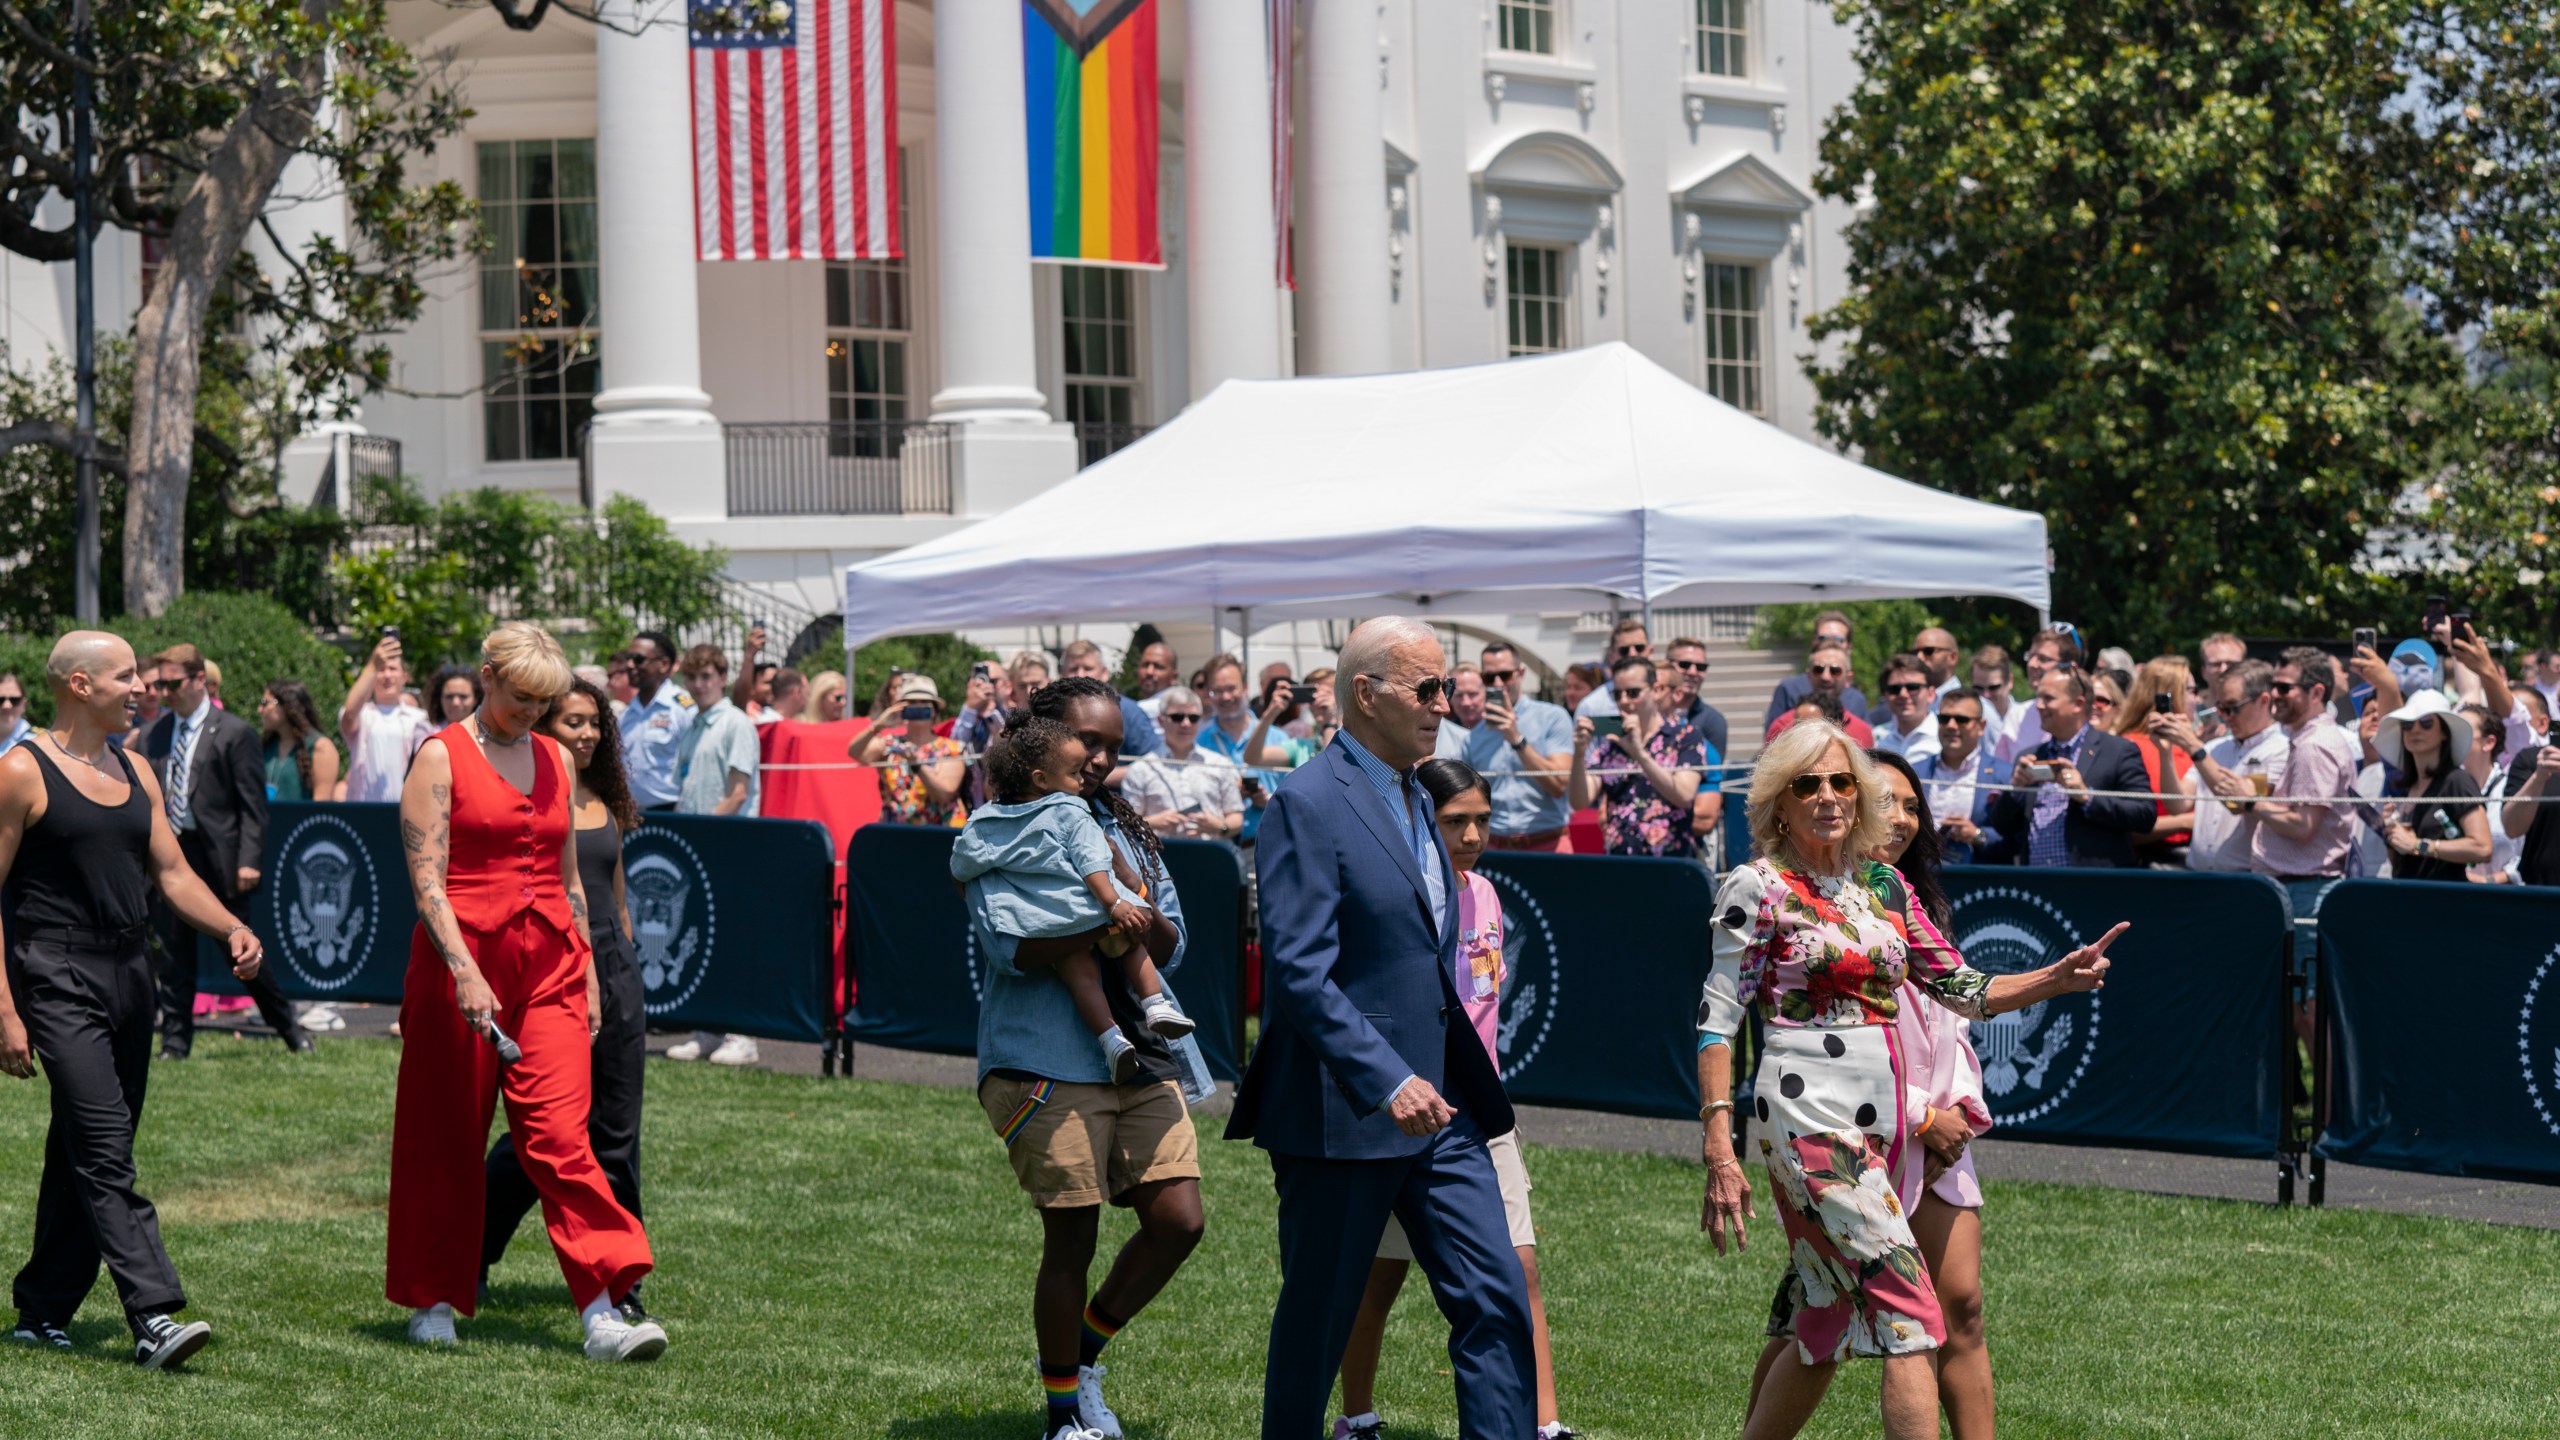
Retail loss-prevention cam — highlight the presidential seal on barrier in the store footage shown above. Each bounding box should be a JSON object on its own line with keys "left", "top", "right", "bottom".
{"left": 2521, "top": 940, "right": 2560, "bottom": 1140}
{"left": 624, "top": 828, "right": 717, "bottom": 1017}
{"left": 1477, "top": 868, "right": 1560, "bottom": 1076}
{"left": 272, "top": 813, "right": 377, "bottom": 992}
{"left": 1947, "top": 884, "right": 2099, "bottom": 1125}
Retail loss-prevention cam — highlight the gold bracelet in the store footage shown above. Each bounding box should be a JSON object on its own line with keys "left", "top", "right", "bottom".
{"left": 1699, "top": 1099, "right": 1734, "bottom": 1120}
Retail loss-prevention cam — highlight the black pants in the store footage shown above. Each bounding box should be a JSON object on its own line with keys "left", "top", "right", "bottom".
{"left": 157, "top": 830, "right": 303, "bottom": 1054}
{"left": 480, "top": 938, "right": 645, "bottom": 1281}
{"left": 8, "top": 929, "right": 187, "bottom": 1322}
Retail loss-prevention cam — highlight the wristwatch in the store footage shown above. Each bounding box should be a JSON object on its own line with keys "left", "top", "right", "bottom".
{"left": 2186, "top": 746, "right": 2207, "bottom": 766}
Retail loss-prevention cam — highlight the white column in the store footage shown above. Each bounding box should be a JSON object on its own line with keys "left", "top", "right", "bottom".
{"left": 589, "top": 0, "right": 725, "bottom": 518}
{"left": 926, "top": 0, "right": 1078, "bottom": 512}
{"left": 1184, "top": 0, "right": 1283, "bottom": 396}
{"left": 1295, "top": 0, "right": 1391, "bottom": 375}
{"left": 258, "top": 137, "right": 367, "bottom": 507}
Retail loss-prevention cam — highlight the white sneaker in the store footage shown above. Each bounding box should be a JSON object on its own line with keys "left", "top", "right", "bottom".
{"left": 707, "top": 1034, "right": 761, "bottom": 1066}
{"left": 1078, "top": 1363, "right": 1124, "bottom": 1438}
{"left": 664, "top": 1036, "right": 707, "bottom": 1061}
{"left": 1044, "top": 1426, "right": 1105, "bottom": 1440}
{"left": 582, "top": 1308, "right": 668, "bottom": 1362}
{"left": 1102, "top": 1030, "right": 1142, "bottom": 1084}
{"left": 407, "top": 1303, "right": 457, "bottom": 1346}
{"left": 299, "top": 1002, "right": 346, "bottom": 1032}
{"left": 1140, "top": 995, "right": 1196, "bottom": 1040}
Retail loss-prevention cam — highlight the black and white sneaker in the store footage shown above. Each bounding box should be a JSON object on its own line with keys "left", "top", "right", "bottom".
{"left": 617, "top": 1292, "right": 654, "bottom": 1327}
{"left": 10, "top": 1316, "right": 71, "bottom": 1350}
{"left": 132, "top": 1312, "right": 210, "bottom": 1370}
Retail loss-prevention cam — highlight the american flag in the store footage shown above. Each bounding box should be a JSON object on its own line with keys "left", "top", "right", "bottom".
{"left": 690, "top": 0, "right": 900, "bottom": 262}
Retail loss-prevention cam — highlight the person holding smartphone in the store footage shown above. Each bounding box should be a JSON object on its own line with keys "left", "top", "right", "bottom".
{"left": 1122, "top": 687, "right": 1244, "bottom": 842}
{"left": 850, "top": 675, "right": 970, "bottom": 827}
{"left": 1569, "top": 656, "right": 1706, "bottom": 858}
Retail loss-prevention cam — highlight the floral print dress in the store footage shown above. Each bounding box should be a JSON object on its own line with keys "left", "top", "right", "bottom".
{"left": 1698, "top": 856, "right": 1991, "bottom": 1363}
{"left": 877, "top": 735, "right": 970, "bottom": 827}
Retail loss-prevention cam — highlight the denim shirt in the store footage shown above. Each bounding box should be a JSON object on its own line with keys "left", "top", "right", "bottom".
{"left": 972, "top": 805, "right": 1187, "bottom": 1085}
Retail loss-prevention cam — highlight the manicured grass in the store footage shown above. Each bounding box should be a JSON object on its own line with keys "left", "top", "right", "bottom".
{"left": 0, "top": 1037, "right": 2552, "bottom": 1438}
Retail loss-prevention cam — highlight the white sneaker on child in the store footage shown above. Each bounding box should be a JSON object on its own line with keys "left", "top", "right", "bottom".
{"left": 707, "top": 1034, "right": 761, "bottom": 1066}
{"left": 1139, "top": 994, "right": 1195, "bottom": 1039}
{"left": 1101, "top": 1028, "right": 1142, "bottom": 1083}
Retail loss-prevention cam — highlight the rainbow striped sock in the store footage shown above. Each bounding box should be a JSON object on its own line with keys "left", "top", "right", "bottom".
{"left": 1042, "top": 1363, "right": 1081, "bottom": 1428}
{"left": 1078, "top": 1301, "right": 1125, "bottom": 1366}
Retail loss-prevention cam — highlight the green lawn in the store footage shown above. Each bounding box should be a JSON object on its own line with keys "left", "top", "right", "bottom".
{"left": 0, "top": 1038, "right": 2551, "bottom": 1439}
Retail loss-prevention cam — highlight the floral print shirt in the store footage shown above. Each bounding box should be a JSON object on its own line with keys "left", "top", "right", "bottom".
{"left": 877, "top": 734, "right": 969, "bottom": 828}
{"left": 1698, "top": 857, "right": 1990, "bottom": 1037}
{"left": 1597, "top": 714, "right": 1708, "bottom": 857}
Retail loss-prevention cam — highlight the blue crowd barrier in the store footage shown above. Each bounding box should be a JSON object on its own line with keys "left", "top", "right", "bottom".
{"left": 840, "top": 824, "right": 1250, "bottom": 1081}
{"left": 2317, "top": 880, "right": 2560, "bottom": 1185}
{"left": 1472, "top": 851, "right": 1714, "bottom": 1121}
{"left": 235, "top": 802, "right": 838, "bottom": 1043}
{"left": 1936, "top": 866, "right": 2290, "bottom": 1158}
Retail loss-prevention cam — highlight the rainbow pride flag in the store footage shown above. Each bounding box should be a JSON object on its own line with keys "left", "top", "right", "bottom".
{"left": 1022, "top": 0, "right": 1161, "bottom": 267}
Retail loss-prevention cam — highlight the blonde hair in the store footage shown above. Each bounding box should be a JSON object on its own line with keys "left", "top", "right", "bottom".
{"left": 1746, "top": 720, "right": 1893, "bottom": 864}
{"left": 481, "top": 621, "right": 573, "bottom": 702}
{"left": 806, "top": 670, "right": 846, "bottom": 714}
{"left": 2113, "top": 656, "right": 2194, "bottom": 738}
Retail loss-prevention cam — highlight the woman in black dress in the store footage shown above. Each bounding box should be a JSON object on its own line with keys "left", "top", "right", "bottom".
{"left": 2374, "top": 692, "right": 2491, "bottom": 882}
{"left": 480, "top": 675, "right": 651, "bottom": 1314}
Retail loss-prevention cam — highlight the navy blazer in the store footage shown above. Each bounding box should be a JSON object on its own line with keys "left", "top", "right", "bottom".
{"left": 1982, "top": 725, "right": 2155, "bottom": 868}
{"left": 1226, "top": 738, "right": 1514, "bottom": 1159}
{"left": 144, "top": 705, "right": 268, "bottom": 894}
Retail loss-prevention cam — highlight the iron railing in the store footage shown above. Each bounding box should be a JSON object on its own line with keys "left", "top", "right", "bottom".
{"left": 724, "top": 419, "right": 957, "bottom": 516}
{"left": 1072, "top": 420, "right": 1154, "bottom": 468}
{"left": 309, "top": 434, "right": 403, "bottom": 512}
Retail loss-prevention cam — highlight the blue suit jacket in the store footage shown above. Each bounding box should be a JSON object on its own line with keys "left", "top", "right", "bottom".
{"left": 1226, "top": 739, "right": 1515, "bottom": 1159}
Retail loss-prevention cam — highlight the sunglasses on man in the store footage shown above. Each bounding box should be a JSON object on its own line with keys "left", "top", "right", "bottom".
{"left": 1883, "top": 681, "right": 1931, "bottom": 696}
{"left": 1611, "top": 686, "right": 1648, "bottom": 701}
{"left": 1480, "top": 668, "right": 1518, "bottom": 685}
{"left": 1808, "top": 665, "right": 1847, "bottom": 678}
{"left": 1670, "top": 659, "right": 1710, "bottom": 674}
{"left": 0, "top": 692, "right": 22, "bottom": 706}
{"left": 1612, "top": 643, "right": 1649, "bottom": 660}
{"left": 1936, "top": 711, "right": 1981, "bottom": 727}
{"left": 150, "top": 678, "right": 186, "bottom": 694}
{"left": 1159, "top": 712, "right": 1203, "bottom": 724}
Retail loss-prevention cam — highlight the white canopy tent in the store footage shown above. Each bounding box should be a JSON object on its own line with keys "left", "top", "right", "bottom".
{"left": 841, "top": 343, "right": 2048, "bottom": 650}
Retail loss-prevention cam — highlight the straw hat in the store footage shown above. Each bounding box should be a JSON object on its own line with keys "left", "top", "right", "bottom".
{"left": 2375, "top": 689, "right": 2472, "bottom": 772}
{"left": 895, "top": 673, "right": 942, "bottom": 707}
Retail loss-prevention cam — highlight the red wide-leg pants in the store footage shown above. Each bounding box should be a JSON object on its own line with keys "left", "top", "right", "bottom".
{"left": 385, "top": 912, "right": 652, "bottom": 1314}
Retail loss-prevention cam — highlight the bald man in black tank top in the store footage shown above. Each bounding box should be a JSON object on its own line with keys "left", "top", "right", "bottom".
{"left": 0, "top": 631, "right": 264, "bottom": 1370}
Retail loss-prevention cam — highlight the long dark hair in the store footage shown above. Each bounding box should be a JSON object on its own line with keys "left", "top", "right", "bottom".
{"left": 1416, "top": 757, "right": 1491, "bottom": 810}
{"left": 264, "top": 680, "right": 324, "bottom": 798}
{"left": 430, "top": 663, "right": 483, "bottom": 721}
{"left": 1027, "top": 676, "right": 1164, "bottom": 891}
{"left": 543, "top": 677, "right": 641, "bottom": 832}
{"left": 1865, "top": 747, "right": 1951, "bottom": 932}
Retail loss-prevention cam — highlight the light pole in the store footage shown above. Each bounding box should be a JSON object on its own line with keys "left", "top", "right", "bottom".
{"left": 71, "top": 0, "right": 101, "bottom": 621}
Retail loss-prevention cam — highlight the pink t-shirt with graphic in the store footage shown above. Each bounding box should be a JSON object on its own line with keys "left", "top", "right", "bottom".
{"left": 1454, "top": 870, "right": 1505, "bottom": 1075}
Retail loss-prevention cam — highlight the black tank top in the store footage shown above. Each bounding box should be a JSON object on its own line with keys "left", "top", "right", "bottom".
{"left": 6, "top": 741, "right": 155, "bottom": 933}
{"left": 574, "top": 820, "right": 633, "bottom": 960}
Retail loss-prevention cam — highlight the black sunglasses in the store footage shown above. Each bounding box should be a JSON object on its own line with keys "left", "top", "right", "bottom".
{"left": 1480, "top": 669, "right": 1518, "bottom": 684}
{"left": 2268, "top": 680, "right": 2299, "bottom": 695}
{"left": 1612, "top": 643, "right": 1649, "bottom": 659}
{"left": 1612, "top": 686, "right": 1648, "bottom": 700}
{"left": 1672, "top": 659, "right": 1710, "bottom": 673}
{"left": 1159, "top": 712, "right": 1203, "bottom": 724}
{"left": 1916, "top": 644, "right": 1956, "bottom": 656}
{"left": 1367, "top": 674, "right": 1452, "bottom": 705}
{"left": 150, "top": 678, "right": 185, "bottom": 693}
{"left": 0, "top": 693, "right": 22, "bottom": 705}
{"left": 1808, "top": 665, "right": 1847, "bottom": 678}
{"left": 1884, "top": 682, "right": 1931, "bottom": 696}
{"left": 1937, "top": 711, "right": 1980, "bottom": 725}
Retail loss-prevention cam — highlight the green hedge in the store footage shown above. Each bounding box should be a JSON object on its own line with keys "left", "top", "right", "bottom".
{"left": 0, "top": 592, "right": 352, "bottom": 727}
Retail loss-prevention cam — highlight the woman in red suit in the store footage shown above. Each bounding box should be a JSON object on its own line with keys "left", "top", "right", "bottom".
{"left": 387, "top": 622, "right": 663, "bottom": 1361}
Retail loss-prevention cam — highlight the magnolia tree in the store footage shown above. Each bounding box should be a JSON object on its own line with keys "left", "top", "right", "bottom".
{"left": 0, "top": 0, "right": 475, "bottom": 615}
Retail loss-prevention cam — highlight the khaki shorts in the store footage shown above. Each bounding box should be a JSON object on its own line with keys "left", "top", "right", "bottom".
{"left": 1379, "top": 1126, "right": 1535, "bottom": 1258}
{"left": 977, "top": 1075, "right": 1202, "bottom": 1209}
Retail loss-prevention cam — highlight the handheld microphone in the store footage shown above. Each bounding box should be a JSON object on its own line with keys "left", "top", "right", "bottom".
{"left": 481, "top": 1018, "right": 523, "bottom": 1068}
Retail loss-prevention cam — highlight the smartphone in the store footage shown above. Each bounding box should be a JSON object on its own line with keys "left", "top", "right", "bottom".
{"left": 899, "top": 703, "right": 934, "bottom": 722}
{"left": 2024, "top": 761, "right": 2056, "bottom": 784}
{"left": 2424, "top": 596, "right": 2448, "bottom": 634}
{"left": 380, "top": 624, "right": 399, "bottom": 641}
{"left": 973, "top": 661, "right": 997, "bottom": 683}
{"left": 2352, "top": 626, "right": 2378, "bottom": 652}
{"left": 2153, "top": 691, "right": 2175, "bottom": 715}
{"left": 1286, "top": 682, "right": 1318, "bottom": 705}
{"left": 2452, "top": 610, "right": 2475, "bottom": 641}
{"left": 1590, "top": 715, "right": 1625, "bottom": 738}
{"left": 751, "top": 615, "right": 770, "bottom": 634}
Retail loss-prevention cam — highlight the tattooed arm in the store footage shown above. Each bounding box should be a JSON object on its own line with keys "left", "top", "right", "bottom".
{"left": 401, "top": 739, "right": 495, "bottom": 1029}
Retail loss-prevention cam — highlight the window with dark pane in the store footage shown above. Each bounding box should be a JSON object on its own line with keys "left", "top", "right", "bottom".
{"left": 1699, "top": 262, "right": 1765, "bottom": 414}
{"left": 1061, "top": 264, "right": 1141, "bottom": 464}
{"left": 1695, "top": 0, "right": 1746, "bottom": 78}
{"left": 1499, "top": 0, "right": 1556, "bottom": 55}
{"left": 1505, "top": 243, "right": 1569, "bottom": 357}
{"left": 824, "top": 148, "right": 913, "bottom": 458}
{"left": 477, "top": 139, "right": 600, "bottom": 462}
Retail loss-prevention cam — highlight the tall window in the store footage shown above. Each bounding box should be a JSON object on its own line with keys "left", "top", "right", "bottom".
{"left": 478, "top": 139, "right": 600, "bottom": 463}
{"left": 825, "top": 152, "right": 913, "bottom": 457}
{"left": 1061, "top": 265, "right": 1140, "bottom": 464}
{"left": 1700, "top": 262, "right": 1764, "bottom": 414}
{"left": 1505, "top": 243, "right": 1569, "bottom": 357}
{"left": 1498, "top": 0, "right": 1556, "bottom": 55}
{"left": 1695, "top": 0, "right": 1747, "bottom": 77}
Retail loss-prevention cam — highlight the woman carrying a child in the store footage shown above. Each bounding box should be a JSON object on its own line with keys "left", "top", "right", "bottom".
{"left": 956, "top": 676, "right": 1207, "bottom": 1440}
